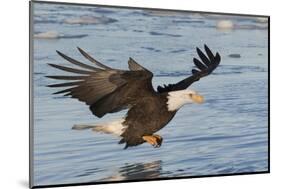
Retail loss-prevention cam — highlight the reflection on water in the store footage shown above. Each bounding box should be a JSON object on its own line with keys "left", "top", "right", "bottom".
{"left": 75, "top": 168, "right": 101, "bottom": 178}
{"left": 103, "top": 161, "right": 166, "bottom": 181}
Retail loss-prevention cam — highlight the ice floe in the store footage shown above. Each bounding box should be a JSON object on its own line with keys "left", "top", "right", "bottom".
{"left": 34, "top": 31, "right": 88, "bottom": 39}
{"left": 34, "top": 31, "right": 60, "bottom": 39}
{"left": 216, "top": 19, "right": 268, "bottom": 31}
{"left": 216, "top": 20, "right": 234, "bottom": 30}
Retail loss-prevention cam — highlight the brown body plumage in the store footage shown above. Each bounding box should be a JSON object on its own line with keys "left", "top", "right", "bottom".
{"left": 120, "top": 94, "right": 177, "bottom": 148}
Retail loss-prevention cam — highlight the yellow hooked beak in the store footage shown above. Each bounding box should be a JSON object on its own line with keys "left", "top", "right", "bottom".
{"left": 190, "top": 94, "right": 204, "bottom": 104}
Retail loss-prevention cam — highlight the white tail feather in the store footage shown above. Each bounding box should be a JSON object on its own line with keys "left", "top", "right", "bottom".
{"left": 72, "top": 119, "right": 126, "bottom": 136}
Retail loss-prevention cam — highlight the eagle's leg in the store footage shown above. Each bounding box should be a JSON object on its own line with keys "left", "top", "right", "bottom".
{"left": 142, "top": 134, "right": 163, "bottom": 148}
{"left": 153, "top": 134, "right": 163, "bottom": 146}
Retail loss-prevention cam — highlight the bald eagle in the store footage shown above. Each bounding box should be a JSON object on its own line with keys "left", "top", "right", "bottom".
{"left": 47, "top": 45, "right": 221, "bottom": 149}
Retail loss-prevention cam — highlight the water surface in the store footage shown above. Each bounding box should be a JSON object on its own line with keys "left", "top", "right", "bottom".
{"left": 32, "top": 2, "right": 268, "bottom": 186}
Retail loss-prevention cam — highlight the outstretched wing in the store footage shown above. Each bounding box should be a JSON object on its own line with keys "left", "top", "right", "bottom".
{"left": 47, "top": 48, "right": 154, "bottom": 118}
{"left": 157, "top": 45, "right": 221, "bottom": 93}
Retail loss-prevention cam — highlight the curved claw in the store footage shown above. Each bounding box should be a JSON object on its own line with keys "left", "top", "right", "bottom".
{"left": 154, "top": 134, "right": 163, "bottom": 147}
{"left": 142, "top": 135, "right": 163, "bottom": 148}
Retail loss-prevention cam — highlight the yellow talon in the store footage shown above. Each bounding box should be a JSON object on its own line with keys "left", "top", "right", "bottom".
{"left": 142, "top": 134, "right": 163, "bottom": 148}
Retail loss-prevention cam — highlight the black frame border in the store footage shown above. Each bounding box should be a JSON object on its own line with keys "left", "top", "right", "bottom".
{"left": 29, "top": 0, "right": 270, "bottom": 188}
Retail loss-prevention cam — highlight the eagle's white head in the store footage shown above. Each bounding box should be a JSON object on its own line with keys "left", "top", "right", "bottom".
{"left": 166, "top": 89, "right": 204, "bottom": 111}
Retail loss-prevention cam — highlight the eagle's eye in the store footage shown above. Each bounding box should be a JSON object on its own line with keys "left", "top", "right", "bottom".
{"left": 189, "top": 93, "right": 193, "bottom": 98}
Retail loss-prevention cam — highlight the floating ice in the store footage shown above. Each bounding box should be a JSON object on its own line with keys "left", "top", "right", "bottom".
{"left": 34, "top": 31, "right": 88, "bottom": 39}
{"left": 34, "top": 31, "right": 60, "bottom": 39}
{"left": 216, "top": 19, "right": 267, "bottom": 31}
{"left": 216, "top": 20, "right": 234, "bottom": 31}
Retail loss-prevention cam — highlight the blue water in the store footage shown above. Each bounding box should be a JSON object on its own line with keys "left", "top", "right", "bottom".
{"left": 31, "top": 2, "right": 268, "bottom": 186}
